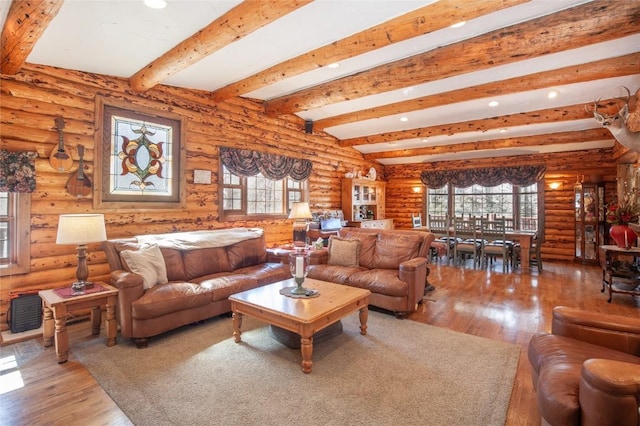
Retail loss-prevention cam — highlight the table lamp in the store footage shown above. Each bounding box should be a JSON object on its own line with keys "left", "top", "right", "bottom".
{"left": 288, "top": 202, "right": 312, "bottom": 248}
{"left": 56, "top": 214, "right": 107, "bottom": 294}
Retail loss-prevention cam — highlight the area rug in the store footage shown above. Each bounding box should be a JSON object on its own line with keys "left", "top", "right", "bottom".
{"left": 72, "top": 311, "right": 519, "bottom": 426}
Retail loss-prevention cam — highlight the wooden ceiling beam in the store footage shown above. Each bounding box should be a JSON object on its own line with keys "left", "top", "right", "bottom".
{"left": 211, "top": 0, "right": 527, "bottom": 101}
{"left": 362, "top": 128, "right": 613, "bottom": 160}
{"left": 0, "top": 0, "right": 64, "bottom": 75}
{"left": 265, "top": 0, "right": 639, "bottom": 116}
{"left": 340, "top": 99, "right": 632, "bottom": 147}
{"left": 320, "top": 52, "right": 640, "bottom": 131}
{"left": 129, "top": 0, "right": 312, "bottom": 92}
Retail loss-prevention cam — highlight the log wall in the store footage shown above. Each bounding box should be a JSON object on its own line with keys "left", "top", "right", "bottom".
{"left": 0, "top": 64, "right": 380, "bottom": 333}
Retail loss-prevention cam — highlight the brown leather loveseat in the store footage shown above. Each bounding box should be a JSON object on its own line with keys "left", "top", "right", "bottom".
{"left": 307, "top": 227, "right": 435, "bottom": 317}
{"left": 528, "top": 306, "right": 640, "bottom": 426}
{"left": 102, "top": 228, "right": 290, "bottom": 347}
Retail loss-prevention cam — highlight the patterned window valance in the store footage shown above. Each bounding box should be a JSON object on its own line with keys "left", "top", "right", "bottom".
{"left": 420, "top": 165, "right": 545, "bottom": 189}
{"left": 219, "top": 147, "right": 312, "bottom": 181}
{"left": 0, "top": 150, "right": 37, "bottom": 193}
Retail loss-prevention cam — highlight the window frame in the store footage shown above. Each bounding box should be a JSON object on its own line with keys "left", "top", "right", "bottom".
{"left": 0, "top": 193, "right": 31, "bottom": 276}
{"left": 219, "top": 165, "right": 309, "bottom": 221}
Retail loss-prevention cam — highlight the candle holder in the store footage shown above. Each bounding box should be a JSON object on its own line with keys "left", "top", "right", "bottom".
{"left": 289, "top": 251, "right": 310, "bottom": 295}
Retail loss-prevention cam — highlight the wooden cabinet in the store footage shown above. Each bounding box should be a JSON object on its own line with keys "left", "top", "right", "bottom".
{"left": 342, "top": 178, "right": 392, "bottom": 228}
{"left": 575, "top": 183, "right": 605, "bottom": 263}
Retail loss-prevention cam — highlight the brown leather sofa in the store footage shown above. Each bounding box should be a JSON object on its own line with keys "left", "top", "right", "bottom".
{"left": 102, "top": 229, "right": 290, "bottom": 347}
{"left": 528, "top": 306, "right": 640, "bottom": 426}
{"left": 307, "top": 227, "right": 435, "bottom": 317}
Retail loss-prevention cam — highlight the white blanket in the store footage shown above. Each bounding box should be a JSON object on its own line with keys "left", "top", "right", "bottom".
{"left": 136, "top": 228, "right": 264, "bottom": 250}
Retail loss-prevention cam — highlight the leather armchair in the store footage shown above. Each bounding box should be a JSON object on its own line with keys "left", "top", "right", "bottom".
{"left": 528, "top": 306, "right": 640, "bottom": 426}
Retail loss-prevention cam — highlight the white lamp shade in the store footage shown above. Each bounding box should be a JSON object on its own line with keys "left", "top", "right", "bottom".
{"left": 288, "top": 202, "right": 313, "bottom": 220}
{"left": 56, "top": 214, "right": 107, "bottom": 245}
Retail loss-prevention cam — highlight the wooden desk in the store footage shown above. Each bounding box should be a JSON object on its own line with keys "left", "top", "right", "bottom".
{"left": 599, "top": 245, "right": 640, "bottom": 303}
{"left": 39, "top": 283, "right": 118, "bottom": 363}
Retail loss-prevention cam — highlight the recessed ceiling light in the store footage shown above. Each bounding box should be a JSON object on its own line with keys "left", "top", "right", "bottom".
{"left": 327, "top": 63, "right": 340, "bottom": 69}
{"left": 547, "top": 90, "right": 559, "bottom": 99}
{"left": 388, "top": 141, "right": 396, "bottom": 145}
{"left": 450, "top": 21, "right": 466, "bottom": 28}
{"left": 499, "top": 128, "right": 507, "bottom": 133}
{"left": 488, "top": 101, "right": 499, "bottom": 107}
{"left": 400, "top": 116, "right": 409, "bottom": 122}
{"left": 144, "top": 0, "right": 167, "bottom": 9}
{"left": 422, "top": 138, "right": 429, "bottom": 142}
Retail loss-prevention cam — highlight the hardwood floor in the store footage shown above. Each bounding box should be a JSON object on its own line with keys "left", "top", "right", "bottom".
{"left": 2, "top": 259, "right": 639, "bottom": 425}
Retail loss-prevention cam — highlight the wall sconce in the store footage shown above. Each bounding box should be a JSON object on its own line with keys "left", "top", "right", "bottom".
{"left": 56, "top": 214, "right": 107, "bottom": 294}
{"left": 412, "top": 186, "right": 422, "bottom": 193}
{"left": 288, "top": 202, "right": 313, "bottom": 248}
{"left": 549, "top": 181, "right": 563, "bottom": 190}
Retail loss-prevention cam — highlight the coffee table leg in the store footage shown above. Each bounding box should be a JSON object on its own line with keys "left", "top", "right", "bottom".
{"left": 359, "top": 306, "right": 368, "bottom": 335}
{"left": 232, "top": 312, "right": 243, "bottom": 343}
{"left": 300, "top": 336, "right": 313, "bottom": 374}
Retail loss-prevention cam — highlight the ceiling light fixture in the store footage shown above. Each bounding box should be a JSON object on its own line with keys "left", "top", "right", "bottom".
{"left": 547, "top": 90, "right": 559, "bottom": 99}
{"left": 489, "top": 101, "right": 499, "bottom": 107}
{"left": 327, "top": 63, "right": 340, "bottom": 69}
{"left": 400, "top": 116, "right": 409, "bottom": 122}
{"left": 499, "top": 128, "right": 507, "bottom": 133}
{"left": 450, "top": 21, "right": 466, "bottom": 28}
{"left": 144, "top": 0, "right": 167, "bottom": 9}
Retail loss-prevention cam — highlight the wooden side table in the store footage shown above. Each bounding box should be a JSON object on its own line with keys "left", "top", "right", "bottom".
{"left": 38, "top": 282, "right": 118, "bottom": 363}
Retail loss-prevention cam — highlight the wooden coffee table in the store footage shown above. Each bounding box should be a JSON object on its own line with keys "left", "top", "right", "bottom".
{"left": 229, "top": 278, "right": 370, "bottom": 373}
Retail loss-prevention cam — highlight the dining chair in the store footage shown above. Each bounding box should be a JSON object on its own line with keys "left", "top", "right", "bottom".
{"left": 428, "top": 214, "right": 454, "bottom": 264}
{"left": 480, "top": 217, "right": 513, "bottom": 273}
{"left": 453, "top": 216, "right": 482, "bottom": 268}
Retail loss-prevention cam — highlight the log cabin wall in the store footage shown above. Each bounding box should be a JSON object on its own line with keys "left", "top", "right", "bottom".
{"left": 384, "top": 150, "right": 619, "bottom": 263}
{"left": 0, "top": 64, "right": 381, "bottom": 333}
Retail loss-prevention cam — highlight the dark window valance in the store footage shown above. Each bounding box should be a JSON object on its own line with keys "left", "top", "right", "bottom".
{"left": 0, "top": 150, "right": 37, "bottom": 193}
{"left": 420, "top": 165, "right": 545, "bottom": 188}
{"left": 220, "top": 147, "right": 312, "bottom": 181}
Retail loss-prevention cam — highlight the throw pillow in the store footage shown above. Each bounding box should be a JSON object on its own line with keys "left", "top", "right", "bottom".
{"left": 120, "top": 244, "right": 168, "bottom": 289}
{"left": 328, "top": 236, "right": 361, "bottom": 267}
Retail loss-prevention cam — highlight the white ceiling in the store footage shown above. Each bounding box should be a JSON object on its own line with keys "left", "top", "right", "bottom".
{"left": 1, "top": 0, "right": 638, "bottom": 165}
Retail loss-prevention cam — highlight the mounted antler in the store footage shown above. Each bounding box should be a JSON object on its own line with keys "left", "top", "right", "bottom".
{"left": 589, "top": 87, "right": 640, "bottom": 151}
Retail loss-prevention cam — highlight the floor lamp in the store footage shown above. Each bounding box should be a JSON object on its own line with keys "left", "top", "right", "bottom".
{"left": 56, "top": 214, "right": 107, "bottom": 294}
{"left": 288, "top": 202, "right": 313, "bottom": 248}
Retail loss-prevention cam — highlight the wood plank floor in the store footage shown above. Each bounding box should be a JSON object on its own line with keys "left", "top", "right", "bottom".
{"left": 2, "top": 259, "right": 639, "bottom": 425}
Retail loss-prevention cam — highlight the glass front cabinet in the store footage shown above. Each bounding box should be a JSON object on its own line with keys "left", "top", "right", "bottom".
{"left": 575, "top": 183, "right": 605, "bottom": 263}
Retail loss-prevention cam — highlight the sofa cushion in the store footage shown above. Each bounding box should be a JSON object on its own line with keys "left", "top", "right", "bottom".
{"left": 227, "top": 235, "right": 268, "bottom": 270}
{"left": 197, "top": 274, "right": 260, "bottom": 302}
{"left": 347, "top": 269, "right": 409, "bottom": 297}
{"left": 372, "top": 232, "right": 424, "bottom": 269}
{"left": 158, "top": 247, "right": 186, "bottom": 282}
{"left": 183, "top": 247, "right": 231, "bottom": 280}
{"left": 120, "top": 244, "right": 168, "bottom": 289}
{"left": 328, "top": 237, "right": 361, "bottom": 267}
{"left": 307, "top": 264, "right": 365, "bottom": 284}
{"left": 528, "top": 332, "right": 640, "bottom": 425}
{"left": 131, "top": 282, "right": 212, "bottom": 319}
{"left": 338, "top": 229, "right": 378, "bottom": 269}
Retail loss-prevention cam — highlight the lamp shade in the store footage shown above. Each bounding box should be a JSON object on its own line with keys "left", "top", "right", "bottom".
{"left": 288, "top": 202, "right": 312, "bottom": 220}
{"left": 56, "top": 214, "right": 107, "bottom": 245}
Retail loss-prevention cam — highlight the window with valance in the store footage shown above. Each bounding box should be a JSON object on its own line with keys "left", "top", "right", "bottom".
{"left": 219, "top": 147, "right": 312, "bottom": 220}
{"left": 0, "top": 150, "right": 36, "bottom": 275}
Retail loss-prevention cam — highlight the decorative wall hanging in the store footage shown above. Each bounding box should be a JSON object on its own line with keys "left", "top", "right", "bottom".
{"left": 49, "top": 117, "right": 74, "bottom": 172}
{"left": 66, "top": 145, "right": 92, "bottom": 198}
{"left": 420, "top": 165, "right": 545, "bottom": 189}
{"left": 219, "top": 146, "right": 312, "bottom": 181}
{"left": 94, "top": 98, "right": 186, "bottom": 209}
{"left": 0, "top": 150, "right": 37, "bottom": 193}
